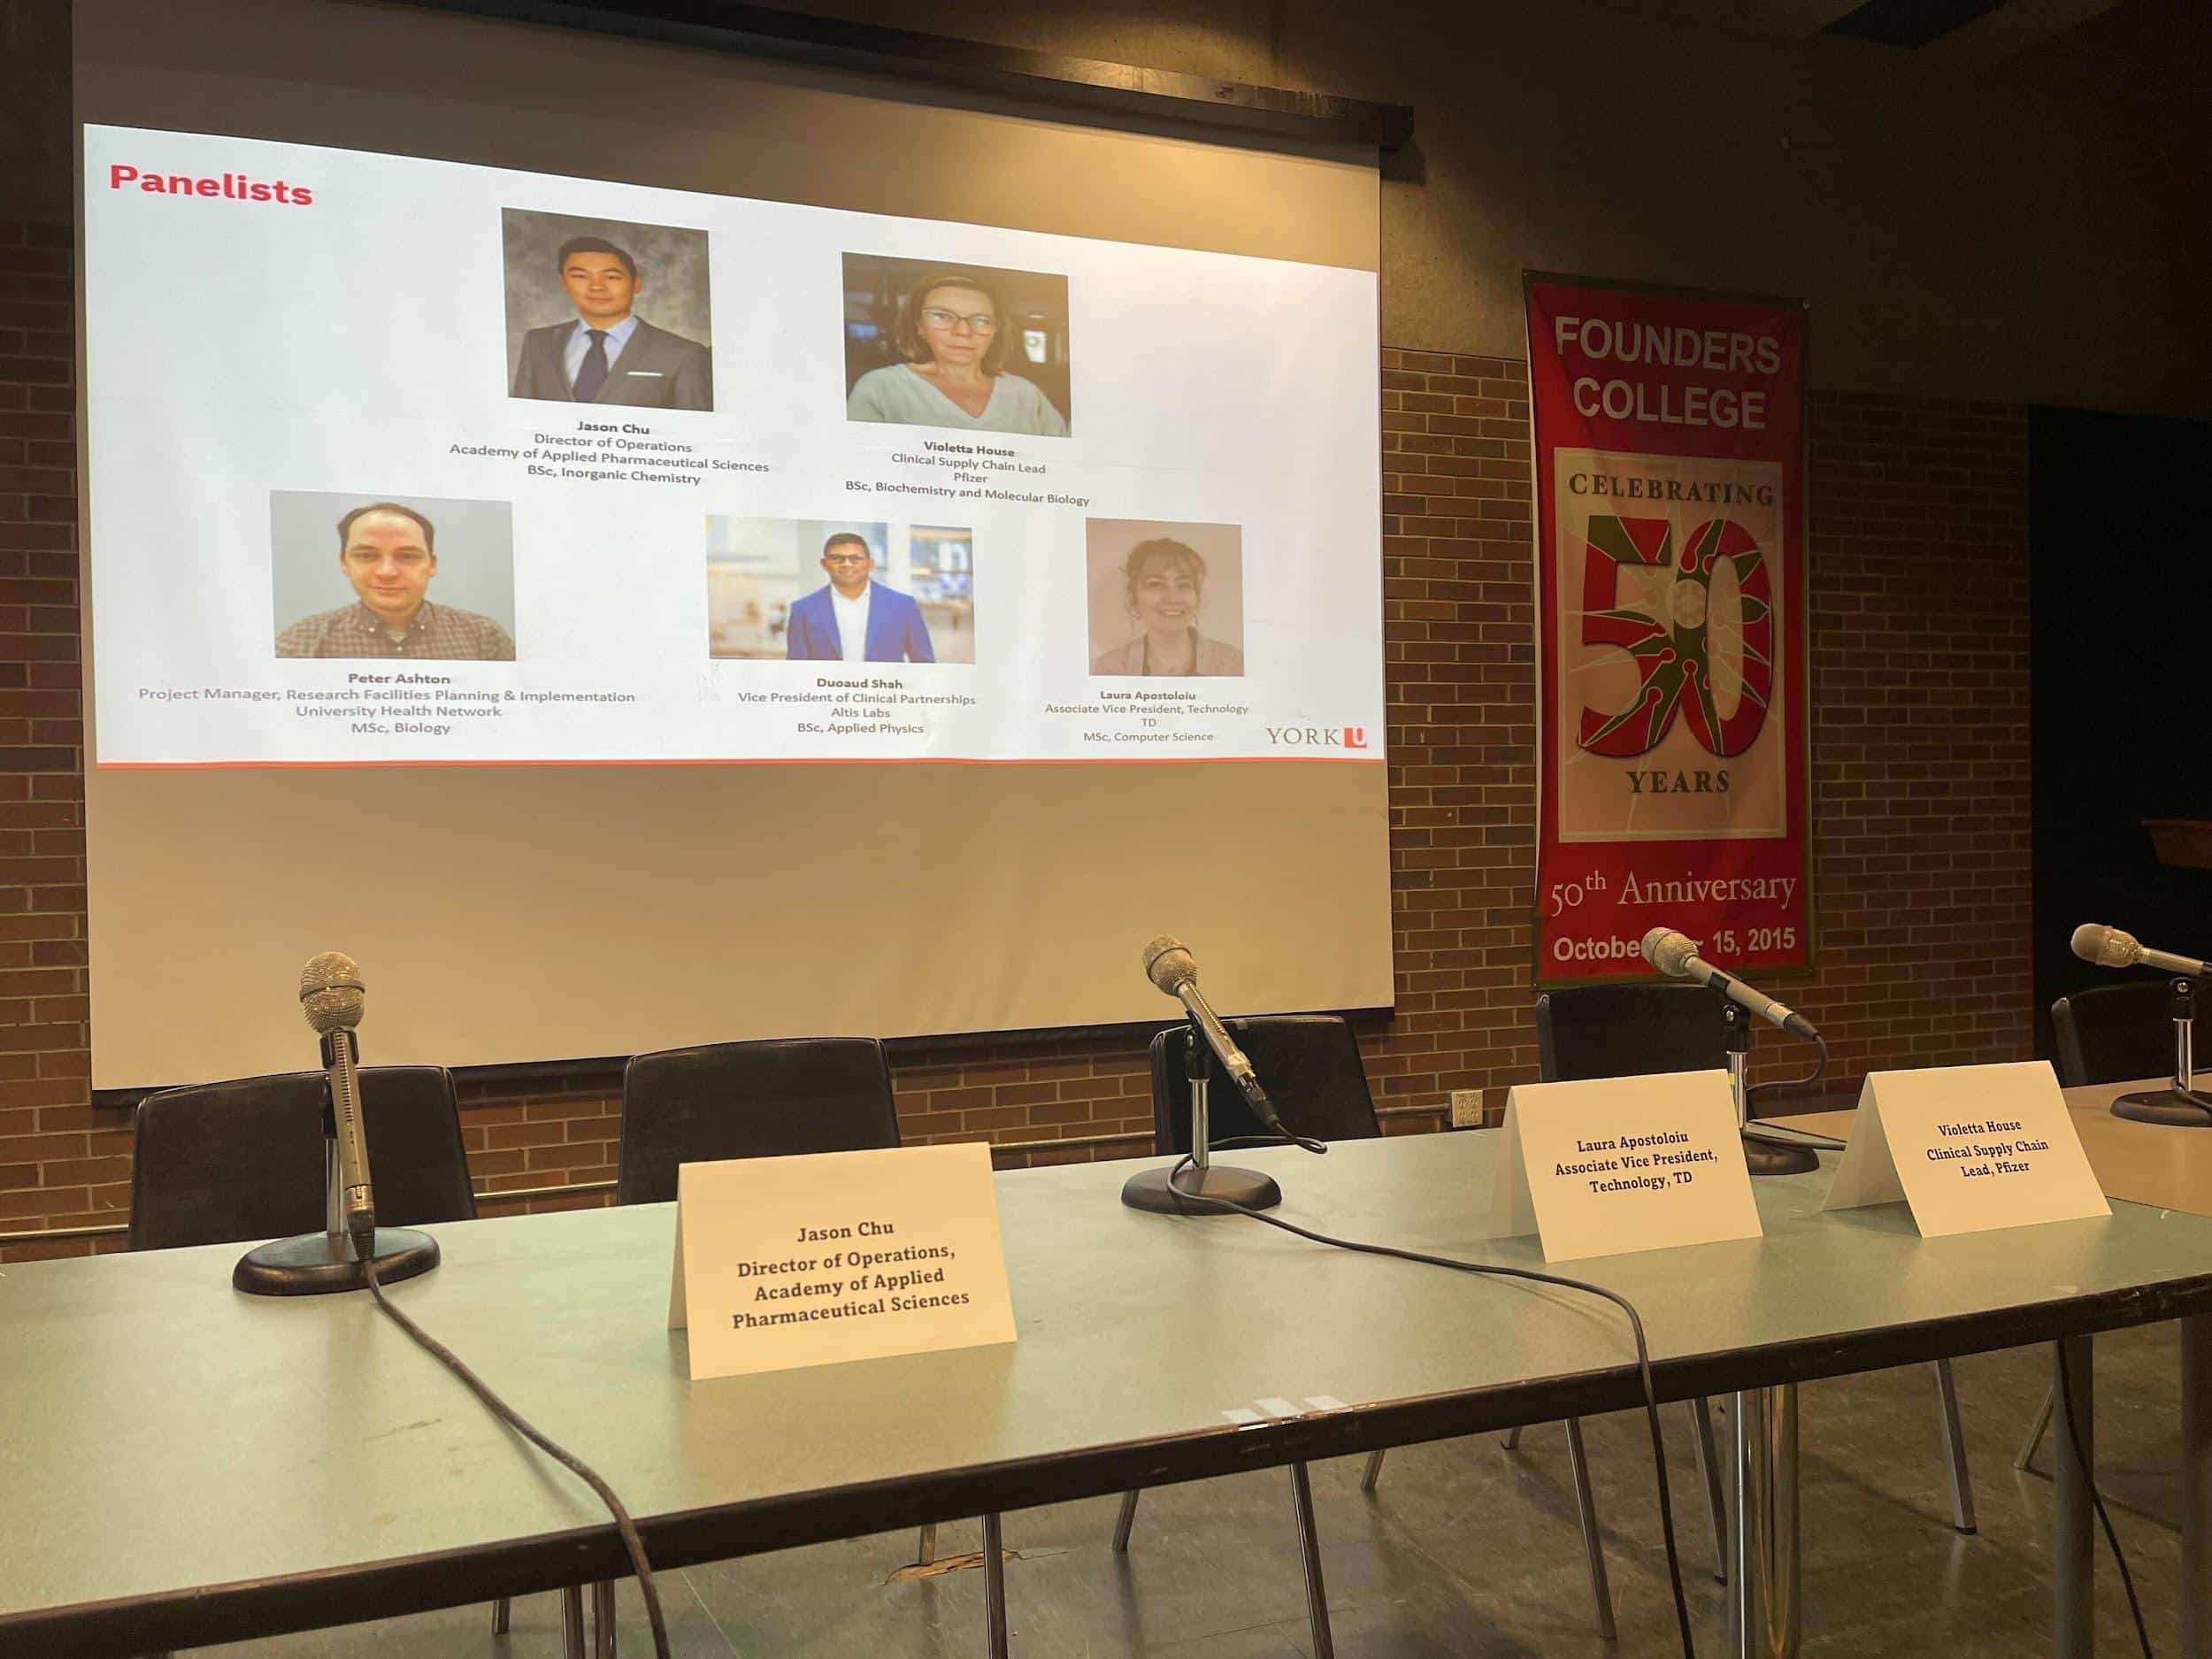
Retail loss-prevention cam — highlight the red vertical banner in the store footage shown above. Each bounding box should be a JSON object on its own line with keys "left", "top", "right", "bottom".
{"left": 1526, "top": 274, "right": 1811, "bottom": 982}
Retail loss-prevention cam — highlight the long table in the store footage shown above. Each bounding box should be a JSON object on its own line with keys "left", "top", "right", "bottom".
{"left": 8, "top": 1130, "right": 2212, "bottom": 1657}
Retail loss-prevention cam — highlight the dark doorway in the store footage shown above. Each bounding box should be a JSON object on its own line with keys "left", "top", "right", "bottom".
{"left": 2031, "top": 405, "right": 2212, "bottom": 1055}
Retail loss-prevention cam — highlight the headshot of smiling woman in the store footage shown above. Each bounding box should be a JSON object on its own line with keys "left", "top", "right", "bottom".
{"left": 1090, "top": 534, "right": 1245, "bottom": 678}
{"left": 846, "top": 269, "right": 1071, "bottom": 437}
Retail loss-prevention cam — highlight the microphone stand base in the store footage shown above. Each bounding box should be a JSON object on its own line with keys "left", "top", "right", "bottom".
{"left": 1741, "top": 1130, "right": 1820, "bottom": 1177}
{"left": 1121, "top": 1164, "right": 1282, "bottom": 1214}
{"left": 2112, "top": 1087, "right": 2212, "bottom": 1127}
{"left": 233, "top": 1227, "right": 441, "bottom": 1296}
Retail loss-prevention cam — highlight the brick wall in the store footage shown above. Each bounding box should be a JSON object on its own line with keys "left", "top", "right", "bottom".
{"left": 0, "top": 219, "right": 100, "bottom": 1261}
{"left": 1795, "top": 392, "right": 2032, "bottom": 1083}
{"left": 0, "top": 219, "right": 2033, "bottom": 1260}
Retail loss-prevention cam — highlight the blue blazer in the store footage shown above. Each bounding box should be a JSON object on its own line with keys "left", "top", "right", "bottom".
{"left": 786, "top": 583, "right": 935, "bottom": 664}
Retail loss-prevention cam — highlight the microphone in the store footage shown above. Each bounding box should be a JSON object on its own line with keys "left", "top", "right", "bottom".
{"left": 1141, "top": 936, "right": 1302, "bottom": 1141}
{"left": 234, "top": 955, "right": 436, "bottom": 1295}
{"left": 301, "top": 951, "right": 376, "bottom": 1260}
{"left": 1121, "top": 937, "right": 1304, "bottom": 1215}
{"left": 2071, "top": 923, "right": 2212, "bottom": 979}
{"left": 1641, "top": 926, "right": 1820, "bottom": 1041}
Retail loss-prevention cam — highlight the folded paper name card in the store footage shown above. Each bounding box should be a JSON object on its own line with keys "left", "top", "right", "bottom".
{"left": 670, "top": 1141, "right": 1018, "bottom": 1382}
{"left": 1822, "top": 1060, "right": 2109, "bottom": 1237}
{"left": 1487, "top": 1070, "right": 1763, "bottom": 1261}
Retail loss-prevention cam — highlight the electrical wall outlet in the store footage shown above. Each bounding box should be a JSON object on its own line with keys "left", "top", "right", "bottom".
{"left": 1449, "top": 1088, "right": 1485, "bottom": 1128}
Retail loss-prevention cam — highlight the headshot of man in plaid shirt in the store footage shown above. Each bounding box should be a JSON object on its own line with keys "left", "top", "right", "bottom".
{"left": 276, "top": 501, "right": 517, "bottom": 661}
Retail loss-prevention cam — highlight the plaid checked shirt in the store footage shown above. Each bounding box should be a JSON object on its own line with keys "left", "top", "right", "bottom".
{"left": 276, "top": 601, "right": 516, "bottom": 661}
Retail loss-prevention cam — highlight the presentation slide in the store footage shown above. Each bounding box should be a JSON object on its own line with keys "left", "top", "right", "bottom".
{"left": 83, "top": 125, "right": 1384, "bottom": 770}
{"left": 76, "top": 0, "right": 1391, "bottom": 1087}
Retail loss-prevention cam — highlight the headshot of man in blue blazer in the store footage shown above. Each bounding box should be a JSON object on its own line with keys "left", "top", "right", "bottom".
{"left": 786, "top": 533, "right": 936, "bottom": 663}
{"left": 510, "top": 236, "right": 712, "bottom": 411}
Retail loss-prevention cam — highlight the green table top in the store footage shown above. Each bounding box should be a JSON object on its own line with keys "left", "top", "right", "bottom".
{"left": 10, "top": 1130, "right": 2212, "bottom": 1653}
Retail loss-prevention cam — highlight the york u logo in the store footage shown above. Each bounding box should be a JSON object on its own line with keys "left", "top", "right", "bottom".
{"left": 1265, "top": 726, "right": 1368, "bottom": 748}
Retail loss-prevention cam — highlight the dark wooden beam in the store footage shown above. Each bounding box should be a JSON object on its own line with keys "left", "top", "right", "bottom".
{"left": 393, "top": 0, "right": 1414, "bottom": 151}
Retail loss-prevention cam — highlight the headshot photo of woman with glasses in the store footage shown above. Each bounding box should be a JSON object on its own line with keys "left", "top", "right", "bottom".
{"left": 845, "top": 268, "right": 1071, "bottom": 437}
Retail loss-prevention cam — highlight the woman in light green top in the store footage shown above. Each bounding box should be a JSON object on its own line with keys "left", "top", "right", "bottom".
{"left": 847, "top": 272, "right": 1070, "bottom": 438}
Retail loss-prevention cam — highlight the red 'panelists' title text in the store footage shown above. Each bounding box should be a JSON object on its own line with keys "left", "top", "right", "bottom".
{"left": 108, "top": 165, "right": 313, "bottom": 205}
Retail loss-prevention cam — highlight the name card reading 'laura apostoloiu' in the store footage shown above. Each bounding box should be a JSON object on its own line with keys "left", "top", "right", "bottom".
{"left": 1486, "top": 1070, "right": 1763, "bottom": 1262}
{"left": 670, "top": 1141, "right": 1017, "bottom": 1382}
{"left": 1822, "top": 1060, "right": 2108, "bottom": 1237}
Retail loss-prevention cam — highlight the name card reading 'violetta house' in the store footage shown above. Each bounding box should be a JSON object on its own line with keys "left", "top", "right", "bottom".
{"left": 670, "top": 1141, "right": 1017, "bottom": 1382}
{"left": 1824, "top": 1061, "right": 2110, "bottom": 1238}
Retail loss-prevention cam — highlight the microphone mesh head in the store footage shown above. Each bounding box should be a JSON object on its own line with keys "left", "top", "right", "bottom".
{"left": 1141, "top": 934, "right": 1198, "bottom": 995}
{"left": 2070, "top": 924, "right": 2140, "bottom": 969}
{"left": 1642, "top": 926, "right": 1699, "bottom": 977}
{"left": 299, "top": 951, "right": 365, "bottom": 1033}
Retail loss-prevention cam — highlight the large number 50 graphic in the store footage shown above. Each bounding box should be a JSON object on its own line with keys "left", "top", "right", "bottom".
{"left": 1576, "top": 515, "right": 1773, "bottom": 758}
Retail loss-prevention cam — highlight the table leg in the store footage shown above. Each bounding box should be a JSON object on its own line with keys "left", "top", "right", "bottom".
{"left": 982, "top": 1512, "right": 1009, "bottom": 1659}
{"left": 1288, "top": 1462, "right": 1336, "bottom": 1659}
{"left": 560, "top": 1585, "right": 586, "bottom": 1659}
{"left": 2185, "top": 1316, "right": 2212, "bottom": 1659}
{"left": 1112, "top": 1490, "right": 1140, "bottom": 1553}
{"left": 2016, "top": 1384, "right": 2055, "bottom": 1472}
{"left": 1564, "top": 1414, "right": 1617, "bottom": 1640}
{"left": 2053, "top": 1337, "right": 2093, "bottom": 1659}
{"left": 1692, "top": 1397, "right": 1729, "bottom": 1585}
{"left": 591, "top": 1580, "right": 615, "bottom": 1659}
{"left": 1729, "top": 1384, "right": 1800, "bottom": 1659}
{"left": 1933, "top": 1359, "right": 1977, "bottom": 1534}
{"left": 1361, "top": 1448, "right": 1386, "bottom": 1493}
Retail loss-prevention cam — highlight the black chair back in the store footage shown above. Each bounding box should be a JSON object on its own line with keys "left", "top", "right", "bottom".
{"left": 129, "top": 1066, "right": 475, "bottom": 1251}
{"left": 1535, "top": 983, "right": 1728, "bottom": 1082}
{"left": 1148, "top": 1015, "right": 1380, "bottom": 1153}
{"left": 618, "top": 1037, "right": 900, "bottom": 1205}
{"left": 2051, "top": 980, "right": 2178, "bottom": 1087}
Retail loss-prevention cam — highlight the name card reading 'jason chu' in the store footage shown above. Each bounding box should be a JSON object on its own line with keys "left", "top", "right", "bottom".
{"left": 1823, "top": 1060, "right": 2108, "bottom": 1237}
{"left": 1486, "top": 1070, "right": 1763, "bottom": 1261}
{"left": 670, "top": 1141, "right": 1017, "bottom": 1382}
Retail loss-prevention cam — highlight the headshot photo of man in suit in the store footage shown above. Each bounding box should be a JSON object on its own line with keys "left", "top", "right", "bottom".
{"left": 275, "top": 500, "right": 516, "bottom": 661}
{"left": 787, "top": 533, "right": 936, "bottom": 664}
{"left": 507, "top": 230, "right": 713, "bottom": 411}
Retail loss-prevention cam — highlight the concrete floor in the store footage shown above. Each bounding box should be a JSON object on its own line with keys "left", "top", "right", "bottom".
{"left": 197, "top": 1324, "right": 2184, "bottom": 1656}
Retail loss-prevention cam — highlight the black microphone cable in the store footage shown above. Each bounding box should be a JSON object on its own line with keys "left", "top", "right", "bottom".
{"left": 1745, "top": 1028, "right": 1828, "bottom": 1114}
{"left": 1210, "top": 1133, "right": 1330, "bottom": 1153}
{"left": 358, "top": 1256, "right": 673, "bottom": 1659}
{"left": 1217, "top": 1118, "right": 1330, "bottom": 1155}
{"left": 1161, "top": 1155, "right": 1698, "bottom": 1659}
{"left": 2054, "top": 1340, "right": 2153, "bottom": 1658}
{"left": 1742, "top": 1032, "right": 1847, "bottom": 1154}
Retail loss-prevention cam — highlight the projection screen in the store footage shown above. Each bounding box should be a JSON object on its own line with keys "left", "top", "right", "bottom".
{"left": 76, "top": 0, "right": 1390, "bottom": 1088}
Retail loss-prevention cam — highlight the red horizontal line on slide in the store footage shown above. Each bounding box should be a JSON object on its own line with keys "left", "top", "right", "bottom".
{"left": 98, "top": 754, "right": 1386, "bottom": 770}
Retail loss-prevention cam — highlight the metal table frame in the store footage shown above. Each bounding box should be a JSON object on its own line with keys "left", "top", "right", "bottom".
{"left": 7, "top": 1133, "right": 2212, "bottom": 1658}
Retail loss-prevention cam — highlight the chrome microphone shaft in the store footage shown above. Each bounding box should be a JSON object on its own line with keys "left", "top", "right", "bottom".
{"left": 1177, "top": 983, "right": 1256, "bottom": 1088}
{"left": 324, "top": 1027, "right": 376, "bottom": 1254}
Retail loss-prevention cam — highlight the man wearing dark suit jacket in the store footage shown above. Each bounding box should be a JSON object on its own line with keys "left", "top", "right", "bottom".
{"left": 509, "top": 236, "right": 713, "bottom": 411}
{"left": 786, "top": 533, "right": 936, "bottom": 664}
